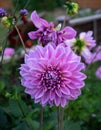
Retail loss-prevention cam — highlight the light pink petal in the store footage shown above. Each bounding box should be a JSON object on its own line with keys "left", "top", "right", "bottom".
{"left": 35, "top": 88, "right": 45, "bottom": 99}
{"left": 49, "top": 91, "right": 55, "bottom": 100}
{"left": 41, "top": 91, "right": 50, "bottom": 105}
{"left": 70, "top": 89, "right": 81, "bottom": 99}
{"left": 61, "top": 98, "right": 67, "bottom": 107}
{"left": 31, "top": 10, "right": 48, "bottom": 28}
{"left": 28, "top": 30, "right": 40, "bottom": 40}
{"left": 54, "top": 95, "right": 60, "bottom": 106}
{"left": 62, "top": 26, "right": 76, "bottom": 39}
{"left": 55, "top": 89, "right": 62, "bottom": 97}
{"left": 60, "top": 85, "right": 70, "bottom": 95}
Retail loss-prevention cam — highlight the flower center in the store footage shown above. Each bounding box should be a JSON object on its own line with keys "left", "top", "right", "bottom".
{"left": 42, "top": 67, "right": 62, "bottom": 89}
{"left": 74, "top": 38, "right": 85, "bottom": 53}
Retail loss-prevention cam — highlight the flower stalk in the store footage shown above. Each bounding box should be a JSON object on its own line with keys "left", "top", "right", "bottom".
{"left": 39, "top": 105, "right": 43, "bottom": 130}
{"left": 57, "top": 106, "right": 64, "bottom": 130}
{"left": 14, "top": 25, "right": 27, "bottom": 53}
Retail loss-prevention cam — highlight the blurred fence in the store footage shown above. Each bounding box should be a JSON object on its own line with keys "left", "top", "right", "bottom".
{"left": 56, "top": 14, "right": 101, "bottom": 43}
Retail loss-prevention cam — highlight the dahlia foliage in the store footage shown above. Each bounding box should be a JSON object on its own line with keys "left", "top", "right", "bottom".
{"left": 20, "top": 11, "right": 88, "bottom": 107}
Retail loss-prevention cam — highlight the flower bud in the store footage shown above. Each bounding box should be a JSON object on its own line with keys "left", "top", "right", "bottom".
{"left": 1, "top": 16, "right": 11, "bottom": 28}
{"left": 65, "top": 2, "right": 79, "bottom": 16}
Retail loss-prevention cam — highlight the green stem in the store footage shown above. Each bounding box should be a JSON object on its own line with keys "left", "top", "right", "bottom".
{"left": 57, "top": 106, "right": 64, "bottom": 130}
{"left": 14, "top": 25, "right": 27, "bottom": 53}
{"left": 61, "top": 107, "right": 64, "bottom": 130}
{"left": 39, "top": 105, "right": 43, "bottom": 130}
{"left": 57, "top": 106, "right": 61, "bottom": 130}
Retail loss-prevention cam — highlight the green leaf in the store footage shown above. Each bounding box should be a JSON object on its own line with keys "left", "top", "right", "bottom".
{"left": 9, "top": 99, "right": 23, "bottom": 117}
{"left": 12, "top": 122, "right": 29, "bottom": 130}
{"left": 0, "top": 107, "right": 8, "bottom": 128}
{"left": 64, "top": 120, "right": 81, "bottom": 130}
{"left": 0, "top": 81, "right": 5, "bottom": 92}
{"left": 26, "top": 118, "right": 39, "bottom": 130}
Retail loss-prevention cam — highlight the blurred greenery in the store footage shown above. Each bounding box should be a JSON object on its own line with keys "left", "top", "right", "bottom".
{"left": 12, "top": 0, "right": 65, "bottom": 11}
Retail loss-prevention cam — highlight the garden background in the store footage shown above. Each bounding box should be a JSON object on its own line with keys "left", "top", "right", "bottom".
{"left": 0, "top": 0, "right": 101, "bottom": 130}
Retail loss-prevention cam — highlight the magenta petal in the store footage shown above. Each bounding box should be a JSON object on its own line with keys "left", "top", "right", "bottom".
{"left": 61, "top": 98, "right": 67, "bottom": 107}
{"left": 54, "top": 95, "right": 60, "bottom": 106}
{"left": 55, "top": 89, "right": 62, "bottom": 97}
{"left": 28, "top": 31, "right": 40, "bottom": 40}
{"left": 61, "top": 85, "right": 70, "bottom": 95}
{"left": 50, "top": 91, "right": 55, "bottom": 100}
{"left": 41, "top": 92, "right": 49, "bottom": 105}
{"left": 35, "top": 88, "right": 44, "bottom": 99}
{"left": 31, "top": 10, "right": 48, "bottom": 28}
{"left": 62, "top": 26, "right": 76, "bottom": 39}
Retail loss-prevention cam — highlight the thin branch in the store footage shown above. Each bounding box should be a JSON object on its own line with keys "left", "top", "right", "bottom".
{"left": 14, "top": 25, "right": 27, "bottom": 53}
{"left": 39, "top": 105, "right": 43, "bottom": 130}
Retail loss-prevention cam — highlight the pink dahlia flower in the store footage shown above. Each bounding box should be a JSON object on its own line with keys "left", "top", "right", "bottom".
{"left": 79, "top": 31, "right": 96, "bottom": 50}
{"left": 96, "top": 66, "right": 101, "bottom": 79}
{"left": 28, "top": 11, "right": 55, "bottom": 46}
{"left": 65, "top": 31, "right": 96, "bottom": 64}
{"left": 20, "top": 44, "right": 86, "bottom": 107}
{"left": 85, "top": 46, "right": 101, "bottom": 64}
{"left": 0, "top": 47, "right": 15, "bottom": 63}
{"left": 78, "top": 31, "right": 96, "bottom": 62}
{"left": 92, "top": 46, "right": 101, "bottom": 62}
{"left": 28, "top": 11, "right": 76, "bottom": 47}
{"left": 4, "top": 47, "right": 15, "bottom": 57}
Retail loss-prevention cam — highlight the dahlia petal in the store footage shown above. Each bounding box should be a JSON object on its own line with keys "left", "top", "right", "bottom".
{"left": 44, "top": 44, "right": 54, "bottom": 59}
{"left": 55, "top": 89, "right": 62, "bottom": 97}
{"left": 41, "top": 91, "right": 50, "bottom": 105}
{"left": 34, "top": 98, "right": 41, "bottom": 103}
{"left": 54, "top": 95, "right": 60, "bottom": 106}
{"left": 70, "top": 89, "right": 81, "bottom": 99}
{"left": 35, "top": 88, "right": 45, "bottom": 99}
{"left": 55, "top": 45, "right": 66, "bottom": 58}
{"left": 62, "top": 26, "right": 76, "bottom": 39}
{"left": 28, "top": 30, "right": 40, "bottom": 40}
{"left": 25, "top": 88, "right": 37, "bottom": 97}
{"left": 81, "top": 47, "right": 91, "bottom": 59}
{"left": 96, "top": 66, "right": 101, "bottom": 79}
{"left": 68, "top": 82, "right": 85, "bottom": 89}
{"left": 79, "top": 32, "right": 86, "bottom": 39}
{"left": 61, "top": 98, "right": 67, "bottom": 107}
{"left": 73, "top": 63, "right": 85, "bottom": 71}
{"left": 49, "top": 90, "right": 55, "bottom": 100}
{"left": 31, "top": 10, "right": 48, "bottom": 28}
{"left": 60, "top": 85, "right": 70, "bottom": 95}
{"left": 73, "top": 72, "right": 87, "bottom": 80}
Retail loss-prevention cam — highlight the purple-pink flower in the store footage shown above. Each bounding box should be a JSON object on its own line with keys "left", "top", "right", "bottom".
{"left": 85, "top": 46, "right": 101, "bottom": 64}
{"left": 20, "top": 9, "right": 28, "bottom": 16}
{"left": 4, "top": 47, "right": 15, "bottom": 57}
{"left": 0, "top": 47, "right": 15, "bottom": 63}
{"left": 0, "top": 8, "right": 6, "bottom": 18}
{"left": 20, "top": 44, "right": 86, "bottom": 107}
{"left": 65, "top": 31, "right": 96, "bottom": 64}
{"left": 79, "top": 31, "right": 96, "bottom": 49}
{"left": 28, "top": 11, "right": 76, "bottom": 47}
{"left": 96, "top": 66, "right": 101, "bottom": 79}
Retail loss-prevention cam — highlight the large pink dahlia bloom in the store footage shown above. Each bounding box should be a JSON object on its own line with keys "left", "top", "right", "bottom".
{"left": 20, "top": 44, "right": 86, "bottom": 107}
